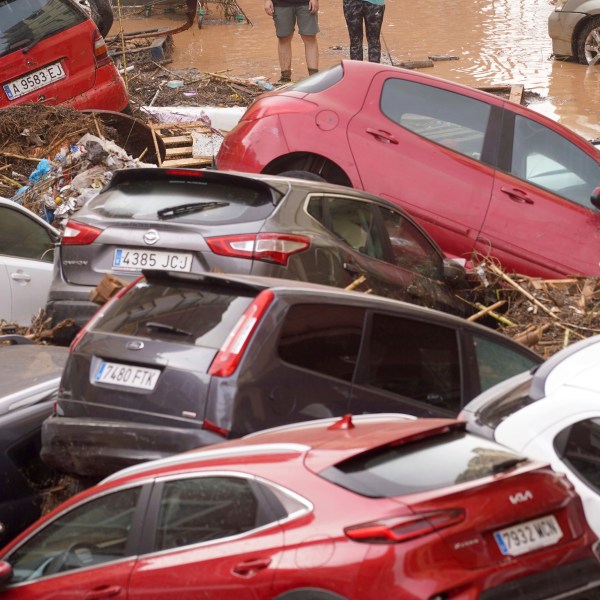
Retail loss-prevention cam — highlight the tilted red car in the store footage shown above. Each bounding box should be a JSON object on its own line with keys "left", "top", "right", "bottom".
{"left": 0, "top": 0, "right": 128, "bottom": 111}
{"left": 216, "top": 60, "right": 600, "bottom": 278}
{"left": 1, "top": 414, "right": 599, "bottom": 598}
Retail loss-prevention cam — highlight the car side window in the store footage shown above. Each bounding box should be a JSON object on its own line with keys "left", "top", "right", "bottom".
{"left": 364, "top": 313, "right": 462, "bottom": 413}
{"left": 380, "top": 78, "right": 491, "bottom": 161}
{"left": 6, "top": 487, "right": 141, "bottom": 583}
{"left": 379, "top": 206, "right": 443, "bottom": 278}
{"left": 555, "top": 419, "right": 600, "bottom": 493}
{"left": 473, "top": 334, "right": 539, "bottom": 391}
{"left": 510, "top": 114, "right": 600, "bottom": 208}
{"left": 309, "top": 195, "right": 385, "bottom": 260}
{"left": 0, "top": 207, "right": 55, "bottom": 262}
{"left": 154, "top": 476, "right": 283, "bottom": 552}
{"left": 278, "top": 304, "right": 365, "bottom": 382}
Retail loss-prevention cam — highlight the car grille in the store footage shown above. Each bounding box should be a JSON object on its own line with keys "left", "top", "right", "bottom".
{"left": 479, "top": 558, "right": 600, "bottom": 600}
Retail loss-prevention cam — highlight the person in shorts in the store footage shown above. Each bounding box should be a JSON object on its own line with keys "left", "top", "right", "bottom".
{"left": 264, "top": 0, "right": 319, "bottom": 83}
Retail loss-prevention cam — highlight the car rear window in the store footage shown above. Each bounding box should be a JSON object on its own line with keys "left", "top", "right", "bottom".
{"left": 474, "top": 375, "right": 535, "bottom": 429}
{"left": 87, "top": 179, "right": 278, "bottom": 225}
{"left": 0, "top": 0, "right": 86, "bottom": 58}
{"left": 287, "top": 63, "right": 343, "bottom": 93}
{"left": 91, "top": 278, "right": 256, "bottom": 348}
{"left": 320, "top": 429, "right": 526, "bottom": 497}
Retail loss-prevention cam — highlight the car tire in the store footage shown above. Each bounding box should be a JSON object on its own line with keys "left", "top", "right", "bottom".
{"left": 278, "top": 170, "right": 326, "bottom": 182}
{"left": 577, "top": 16, "right": 600, "bottom": 64}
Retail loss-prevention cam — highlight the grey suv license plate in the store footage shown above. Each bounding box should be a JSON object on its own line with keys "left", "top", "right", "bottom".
{"left": 113, "top": 248, "right": 193, "bottom": 272}
{"left": 95, "top": 361, "right": 160, "bottom": 390}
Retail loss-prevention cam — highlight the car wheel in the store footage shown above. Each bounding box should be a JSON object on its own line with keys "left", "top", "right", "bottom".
{"left": 577, "top": 16, "right": 600, "bottom": 64}
{"left": 278, "top": 170, "right": 326, "bottom": 182}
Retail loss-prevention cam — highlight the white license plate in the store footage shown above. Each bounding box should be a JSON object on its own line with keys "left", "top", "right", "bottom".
{"left": 493, "top": 515, "right": 563, "bottom": 556}
{"left": 113, "top": 248, "right": 193, "bottom": 272}
{"left": 95, "top": 361, "right": 161, "bottom": 391}
{"left": 3, "top": 62, "right": 66, "bottom": 101}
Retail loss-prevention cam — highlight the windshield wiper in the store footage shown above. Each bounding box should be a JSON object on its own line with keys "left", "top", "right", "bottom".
{"left": 22, "top": 32, "right": 54, "bottom": 54}
{"left": 492, "top": 457, "right": 529, "bottom": 474}
{"left": 157, "top": 201, "right": 229, "bottom": 220}
{"left": 145, "top": 321, "right": 192, "bottom": 336}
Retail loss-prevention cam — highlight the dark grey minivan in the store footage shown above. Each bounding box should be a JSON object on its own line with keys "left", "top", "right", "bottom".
{"left": 41, "top": 271, "right": 541, "bottom": 480}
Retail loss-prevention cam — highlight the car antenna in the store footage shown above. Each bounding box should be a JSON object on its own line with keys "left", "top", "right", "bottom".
{"left": 381, "top": 34, "right": 395, "bottom": 67}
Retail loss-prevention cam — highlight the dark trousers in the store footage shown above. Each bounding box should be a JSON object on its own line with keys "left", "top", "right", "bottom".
{"left": 343, "top": 0, "right": 385, "bottom": 63}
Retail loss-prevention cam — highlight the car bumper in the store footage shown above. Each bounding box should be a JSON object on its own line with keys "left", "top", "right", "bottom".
{"left": 64, "top": 64, "right": 129, "bottom": 112}
{"left": 41, "top": 416, "right": 226, "bottom": 478}
{"left": 548, "top": 11, "right": 587, "bottom": 57}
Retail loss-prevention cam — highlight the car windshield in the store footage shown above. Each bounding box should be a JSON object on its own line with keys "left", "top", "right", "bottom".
{"left": 474, "top": 375, "right": 535, "bottom": 429}
{"left": 91, "top": 278, "right": 257, "bottom": 348}
{"left": 0, "top": 0, "right": 85, "bottom": 58}
{"left": 320, "top": 429, "right": 527, "bottom": 497}
{"left": 87, "top": 180, "right": 277, "bottom": 224}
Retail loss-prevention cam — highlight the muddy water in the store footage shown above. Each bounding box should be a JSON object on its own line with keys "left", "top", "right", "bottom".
{"left": 113, "top": 0, "right": 600, "bottom": 140}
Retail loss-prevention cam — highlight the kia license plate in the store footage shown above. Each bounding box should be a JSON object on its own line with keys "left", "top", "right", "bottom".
{"left": 3, "top": 62, "right": 66, "bottom": 101}
{"left": 493, "top": 514, "right": 562, "bottom": 556}
{"left": 95, "top": 361, "right": 160, "bottom": 391}
{"left": 113, "top": 248, "right": 193, "bottom": 272}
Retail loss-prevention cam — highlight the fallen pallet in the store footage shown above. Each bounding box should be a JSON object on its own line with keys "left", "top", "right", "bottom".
{"left": 150, "top": 120, "right": 215, "bottom": 167}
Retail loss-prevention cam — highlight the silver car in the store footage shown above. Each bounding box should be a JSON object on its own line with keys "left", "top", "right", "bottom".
{"left": 548, "top": 0, "right": 600, "bottom": 64}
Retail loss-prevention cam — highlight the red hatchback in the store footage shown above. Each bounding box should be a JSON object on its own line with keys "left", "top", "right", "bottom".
{"left": 216, "top": 60, "right": 600, "bottom": 278}
{"left": 1, "top": 414, "right": 599, "bottom": 599}
{"left": 0, "top": 0, "right": 128, "bottom": 111}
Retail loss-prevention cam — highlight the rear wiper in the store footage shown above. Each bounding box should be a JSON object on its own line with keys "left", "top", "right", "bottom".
{"left": 157, "top": 201, "right": 229, "bottom": 220}
{"left": 492, "top": 457, "right": 529, "bottom": 474}
{"left": 22, "top": 32, "right": 54, "bottom": 54}
{"left": 145, "top": 321, "right": 192, "bottom": 336}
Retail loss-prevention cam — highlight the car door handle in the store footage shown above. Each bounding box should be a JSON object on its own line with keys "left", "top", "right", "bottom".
{"left": 10, "top": 271, "right": 31, "bottom": 283}
{"left": 232, "top": 557, "right": 272, "bottom": 576}
{"left": 366, "top": 128, "right": 399, "bottom": 144}
{"left": 84, "top": 585, "right": 123, "bottom": 599}
{"left": 500, "top": 187, "right": 534, "bottom": 204}
{"left": 343, "top": 262, "right": 362, "bottom": 275}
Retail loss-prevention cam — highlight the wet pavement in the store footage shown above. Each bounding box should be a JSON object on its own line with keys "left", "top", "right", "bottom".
{"left": 112, "top": 0, "right": 600, "bottom": 141}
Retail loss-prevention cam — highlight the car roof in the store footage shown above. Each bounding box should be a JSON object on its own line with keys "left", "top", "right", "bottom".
{"left": 140, "top": 269, "right": 524, "bottom": 339}
{"left": 102, "top": 414, "right": 462, "bottom": 484}
{"left": 0, "top": 341, "right": 68, "bottom": 414}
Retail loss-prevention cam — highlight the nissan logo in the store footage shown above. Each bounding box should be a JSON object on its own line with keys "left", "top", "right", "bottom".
{"left": 144, "top": 229, "right": 160, "bottom": 245}
{"left": 127, "top": 341, "right": 145, "bottom": 351}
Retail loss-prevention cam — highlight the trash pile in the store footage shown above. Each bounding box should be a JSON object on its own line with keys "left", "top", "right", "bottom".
{"left": 0, "top": 104, "right": 157, "bottom": 228}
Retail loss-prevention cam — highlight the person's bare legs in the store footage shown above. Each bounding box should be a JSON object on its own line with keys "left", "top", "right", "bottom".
{"left": 278, "top": 34, "right": 293, "bottom": 80}
{"left": 301, "top": 34, "right": 318, "bottom": 73}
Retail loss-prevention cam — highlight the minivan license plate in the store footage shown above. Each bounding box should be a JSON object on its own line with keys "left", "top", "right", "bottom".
{"left": 113, "top": 248, "right": 193, "bottom": 272}
{"left": 493, "top": 515, "right": 562, "bottom": 556}
{"left": 95, "top": 361, "right": 160, "bottom": 391}
{"left": 3, "top": 62, "right": 66, "bottom": 101}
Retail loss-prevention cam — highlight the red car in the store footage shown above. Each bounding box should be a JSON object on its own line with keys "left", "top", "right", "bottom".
{"left": 1, "top": 414, "right": 599, "bottom": 599}
{"left": 0, "top": 0, "right": 128, "bottom": 111}
{"left": 216, "top": 60, "right": 600, "bottom": 278}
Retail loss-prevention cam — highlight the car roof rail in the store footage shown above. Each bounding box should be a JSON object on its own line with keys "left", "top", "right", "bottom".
{"left": 0, "top": 334, "right": 35, "bottom": 346}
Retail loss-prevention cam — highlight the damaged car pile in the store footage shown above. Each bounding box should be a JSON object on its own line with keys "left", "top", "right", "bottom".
{"left": 2, "top": 13, "right": 600, "bottom": 598}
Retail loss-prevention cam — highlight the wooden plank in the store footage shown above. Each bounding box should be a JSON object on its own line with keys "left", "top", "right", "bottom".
{"left": 509, "top": 84, "right": 524, "bottom": 104}
{"left": 161, "top": 157, "right": 213, "bottom": 167}
{"left": 150, "top": 121, "right": 211, "bottom": 132}
{"left": 161, "top": 135, "right": 193, "bottom": 145}
{"left": 165, "top": 146, "right": 194, "bottom": 157}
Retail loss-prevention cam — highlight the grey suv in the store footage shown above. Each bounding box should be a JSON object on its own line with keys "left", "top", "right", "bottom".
{"left": 41, "top": 271, "right": 541, "bottom": 481}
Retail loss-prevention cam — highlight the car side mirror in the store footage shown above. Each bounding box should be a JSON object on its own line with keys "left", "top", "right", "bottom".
{"left": 0, "top": 561, "right": 13, "bottom": 586}
{"left": 591, "top": 187, "right": 600, "bottom": 210}
{"left": 443, "top": 258, "right": 468, "bottom": 288}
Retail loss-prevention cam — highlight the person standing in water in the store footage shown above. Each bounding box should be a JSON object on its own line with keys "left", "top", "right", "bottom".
{"left": 343, "top": 0, "right": 385, "bottom": 62}
{"left": 265, "top": 0, "right": 319, "bottom": 83}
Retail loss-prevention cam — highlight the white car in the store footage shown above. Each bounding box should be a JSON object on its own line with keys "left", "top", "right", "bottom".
{"left": 0, "top": 198, "right": 59, "bottom": 326}
{"left": 460, "top": 335, "right": 600, "bottom": 537}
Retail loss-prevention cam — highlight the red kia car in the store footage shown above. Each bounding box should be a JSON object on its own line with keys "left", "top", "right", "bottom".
{"left": 0, "top": 0, "right": 128, "bottom": 111}
{"left": 216, "top": 60, "right": 600, "bottom": 278}
{"left": 2, "top": 414, "right": 600, "bottom": 598}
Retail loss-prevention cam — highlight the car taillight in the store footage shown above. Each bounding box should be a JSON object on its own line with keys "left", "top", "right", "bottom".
{"left": 61, "top": 220, "right": 102, "bottom": 246}
{"left": 69, "top": 276, "right": 143, "bottom": 353}
{"left": 208, "top": 290, "right": 274, "bottom": 377}
{"left": 206, "top": 233, "right": 310, "bottom": 266}
{"left": 93, "top": 30, "right": 110, "bottom": 67}
{"left": 345, "top": 510, "right": 466, "bottom": 544}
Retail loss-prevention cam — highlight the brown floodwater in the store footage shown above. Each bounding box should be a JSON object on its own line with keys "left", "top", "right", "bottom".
{"left": 111, "top": 0, "right": 600, "bottom": 141}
